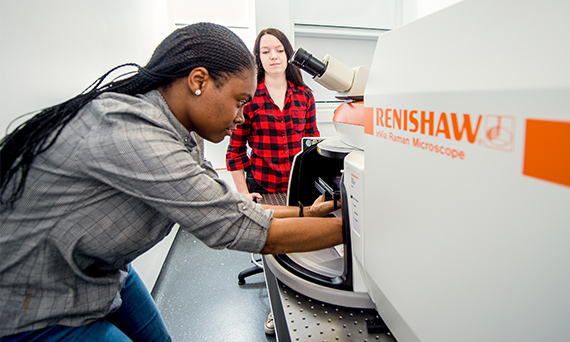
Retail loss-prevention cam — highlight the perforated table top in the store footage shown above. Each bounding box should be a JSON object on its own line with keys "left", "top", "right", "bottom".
{"left": 264, "top": 257, "right": 397, "bottom": 342}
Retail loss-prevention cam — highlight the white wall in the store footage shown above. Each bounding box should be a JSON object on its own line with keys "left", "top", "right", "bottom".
{"left": 401, "top": 0, "right": 463, "bottom": 25}
{"left": 254, "top": 0, "right": 294, "bottom": 44}
{"left": 0, "top": 0, "right": 175, "bottom": 138}
{"left": 174, "top": 0, "right": 256, "bottom": 51}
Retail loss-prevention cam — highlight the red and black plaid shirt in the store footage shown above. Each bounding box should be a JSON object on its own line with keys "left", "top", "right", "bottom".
{"left": 226, "top": 80, "right": 320, "bottom": 193}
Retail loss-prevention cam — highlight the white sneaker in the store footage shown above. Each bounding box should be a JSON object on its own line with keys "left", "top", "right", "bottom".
{"left": 264, "top": 312, "right": 275, "bottom": 335}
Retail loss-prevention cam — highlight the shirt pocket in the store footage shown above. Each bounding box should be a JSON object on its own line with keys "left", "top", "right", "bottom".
{"left": 289, "top": 108, "right": 307, "bottom": 133}
{"left": 252, "top": 108, "right": 275, "bottom": 136}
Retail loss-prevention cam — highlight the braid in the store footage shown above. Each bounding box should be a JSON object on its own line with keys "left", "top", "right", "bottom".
{"left": 0, "top": 22, "right": 255, "bottom": 209}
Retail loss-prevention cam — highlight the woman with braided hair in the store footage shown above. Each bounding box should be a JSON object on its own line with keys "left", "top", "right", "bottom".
{"left": 0, "top": 22, "right": 342, "bottom": 341}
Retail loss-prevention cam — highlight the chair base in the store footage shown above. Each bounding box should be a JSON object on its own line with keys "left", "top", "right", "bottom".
{"left": 238, "top": 264, "right": 263, "bottom": 285}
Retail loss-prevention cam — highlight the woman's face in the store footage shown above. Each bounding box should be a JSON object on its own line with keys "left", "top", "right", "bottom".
{"left": 258, "top": 34, "right": 287, "bottom": 77}
{"left": 190, "top": 70, "right": 256, "bottom": 143}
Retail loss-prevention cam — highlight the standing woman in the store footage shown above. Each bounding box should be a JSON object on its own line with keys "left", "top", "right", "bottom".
{"left": 0, "top": 23, "right": 342, "bottom": 341}
{"left": 226, "top": 28, "right": 320, "bottom": 201}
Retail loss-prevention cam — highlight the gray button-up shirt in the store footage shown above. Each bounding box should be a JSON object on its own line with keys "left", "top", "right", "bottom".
{"left": 0, "top": 90, "right": 273, "bottom": 336}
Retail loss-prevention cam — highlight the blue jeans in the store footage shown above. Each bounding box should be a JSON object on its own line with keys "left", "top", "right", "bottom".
{"left": 1, "top": 267, "right": 171, "bottom": 342}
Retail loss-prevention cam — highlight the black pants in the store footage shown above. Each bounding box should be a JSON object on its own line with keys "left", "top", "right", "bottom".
{"left": 246, "top": 170, "right": 268, "bottom": 194}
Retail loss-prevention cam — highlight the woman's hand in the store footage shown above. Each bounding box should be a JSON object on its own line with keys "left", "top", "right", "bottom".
{"left": 248, "top": 192, "right": 263, "bottom": 202}
{"left": 306, "top": 194, "right": 341, "bottom": 217}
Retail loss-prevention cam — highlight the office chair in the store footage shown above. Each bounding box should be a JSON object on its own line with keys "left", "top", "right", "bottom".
{"left": 238, "top": 253, "right": 263, "bottom": 285}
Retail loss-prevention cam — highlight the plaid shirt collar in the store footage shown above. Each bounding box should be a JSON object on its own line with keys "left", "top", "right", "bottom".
{"left": 256, "top": 78, "right": 298, "bottom": 99}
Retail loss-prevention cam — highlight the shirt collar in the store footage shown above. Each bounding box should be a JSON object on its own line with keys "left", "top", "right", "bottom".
{"left": 144, "top": 90, "right": 196, "bottom": 147}
{"left": 257, "top": 79, "right": 299, "bottom": 98}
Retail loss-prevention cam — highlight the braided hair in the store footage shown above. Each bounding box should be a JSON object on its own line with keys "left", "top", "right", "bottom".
{"left": 0, "top": 22, "right": 255, "bottom": 209}
{"left": 253, "top": 28, "right": 306, "bottom": 87}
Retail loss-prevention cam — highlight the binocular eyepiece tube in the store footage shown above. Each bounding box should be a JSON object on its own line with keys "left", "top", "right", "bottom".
{"left": 289, "top": 47, "right": 327, "bottom": 78}
{"left": 289, "top": 47, "right": 368, "bottom": 99}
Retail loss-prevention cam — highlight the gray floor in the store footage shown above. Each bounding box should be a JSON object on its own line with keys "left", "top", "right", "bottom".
{"left": 152, "top": 228, "right": 277, "bottom": 342}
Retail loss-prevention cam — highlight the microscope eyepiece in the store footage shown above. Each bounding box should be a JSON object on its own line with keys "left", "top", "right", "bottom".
{"left": 289, "top": 48, "right": 327, "bottom": 78}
